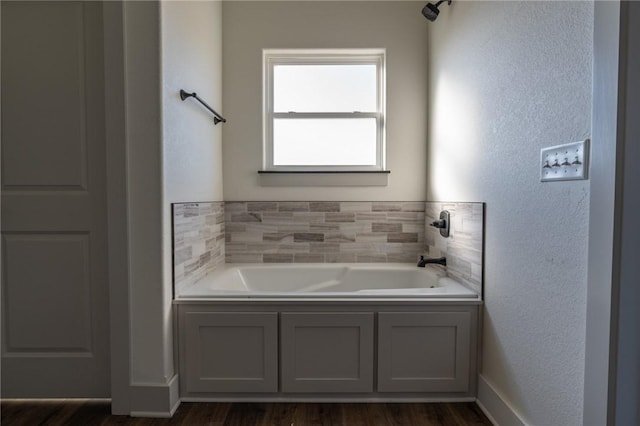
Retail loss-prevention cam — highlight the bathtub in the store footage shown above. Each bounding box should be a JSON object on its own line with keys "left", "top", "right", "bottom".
{"left": 176, "top": 263, "right": 481, "bottom": 400}
{"left": 177, "top": 263, "right": 478, "bottom": 299}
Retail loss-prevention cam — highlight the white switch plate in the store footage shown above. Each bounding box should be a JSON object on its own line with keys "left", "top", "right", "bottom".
{"left": 540, "top": 139, "right": 589, "bottom": 182}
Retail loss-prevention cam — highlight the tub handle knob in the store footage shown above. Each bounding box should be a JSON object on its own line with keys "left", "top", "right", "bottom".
{"left": 430, "top": 210, "right": 450, "bottom": 238}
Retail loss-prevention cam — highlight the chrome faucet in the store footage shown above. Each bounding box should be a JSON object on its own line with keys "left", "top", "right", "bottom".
{"left": 417, "top": 255, "right": 447, "bottom": 267}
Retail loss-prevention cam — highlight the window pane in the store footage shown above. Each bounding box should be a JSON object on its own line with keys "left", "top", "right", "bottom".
{"left": 273, "top": 118, "right": 377, "bottom": 166}
{"left": 274, "top": 64, "right": 377, "bottom": 113}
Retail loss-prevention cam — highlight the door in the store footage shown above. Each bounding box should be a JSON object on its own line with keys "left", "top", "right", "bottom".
{"left": 1, "top": 1, "right": 110, "bottom": 397}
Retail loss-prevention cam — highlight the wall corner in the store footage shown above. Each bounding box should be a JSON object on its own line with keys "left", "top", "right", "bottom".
{"left": 129, "top": 375, "right": 180, "bottom": 418}
{"left": 476, "top": 375, "right": 526, "bottom": 426}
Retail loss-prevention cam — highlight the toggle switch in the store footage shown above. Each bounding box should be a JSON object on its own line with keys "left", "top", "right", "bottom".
{"left": 540, "top": 139, "right": 589, "bottom": 182}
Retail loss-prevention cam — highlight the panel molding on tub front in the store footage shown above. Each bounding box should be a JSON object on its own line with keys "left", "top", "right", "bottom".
{"left": 280, "top": 312, "right": 374, "bottom": 393}
{"left": 183, "top": 312, "right": 278, "bottom": 393}
{"left": 377, "top": 312, "right": 471, "bottom": 393}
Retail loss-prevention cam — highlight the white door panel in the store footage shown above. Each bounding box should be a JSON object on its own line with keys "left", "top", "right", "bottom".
{"left": 1, "top": 1, "right": 110, "bottom": 397}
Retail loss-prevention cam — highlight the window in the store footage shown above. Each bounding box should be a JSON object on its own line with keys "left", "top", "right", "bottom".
{"left": 263, "top": 49, "right": 386, "bottom": 172}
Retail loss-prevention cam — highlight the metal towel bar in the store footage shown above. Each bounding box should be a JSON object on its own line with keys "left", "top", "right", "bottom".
{"left": 179, "top": 89, "right": 227, "bottom": 125}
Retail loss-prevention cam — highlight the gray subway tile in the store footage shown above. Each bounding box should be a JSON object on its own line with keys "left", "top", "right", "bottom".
{"left": 278, "top": 202, "right": 309, "bottom": 212}
{"left": 325, "top": 212, "right": 355, "bottom": 222}
{"left": 310, "top": 242, "right": 340, "bottom": 253}
{"left": 293, "top": 233, "right": 325, "bottom": 242}
{"left": 231, "top": 212, "right": 262, "bottom": 222}
{"left": 223, "top": 202, "right": 247, "bottom": 213}
{"left": 310, "top": 202, "right": 340, "bottom": 212}
{"left": 387, "top": 253, "right": 418, "bottom": 263}
{"left": 340, "top": 202, "right": 372, "bottom": 212}
{"left": 247, "top": 202, "right": 278, "bottom": 212}
{"left": 294, "top": 253, "right": 325, "bottom": 263}
{"left": 226, "top": 253, "right": 262, "bottom": 263}
{"left": 387, "top": 233, "right": 419, "bottom": 243}
{"left": 355, "top": 212, "right": 387, "bottom": 221}
{"left": 325, "top": 232, "right": 356, "bottom": 243}
{"left": 263, "top": 232, "right": 294, "bottom": 242}
{"left": 325, "top": 253, "right": 357, "bottom": 263}
{"left": 275, "top": 243, "right": 311, "bottom": 253}
{"left": 261, "top": 212, "right": 294, "bottom": 224}
{"left": 264, "top": 253, "right": 294, "bottom": 263}
{"left": 355, "top": 232, "right": 388, "bottom": 243}
{"left": 174, "top": 246, "right": 193, "bottom": 265}
{"left": 401, "top": 202, "right": 426, "bottom": 212}
{"left": 372, "top": 202, "right": 402, "bottom": 212}
{"left": 357, "top": 254, "right": 387, "bottom": 263}
{"left": 309, "top": 223, "right": 341, "bottom": 232}
{"left": 372, "top": 223, "right": 402, "bottom": 233}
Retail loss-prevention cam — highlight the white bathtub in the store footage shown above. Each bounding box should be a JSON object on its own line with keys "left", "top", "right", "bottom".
{"left": 177, "top": 263, "right": 478, "bottom": 299}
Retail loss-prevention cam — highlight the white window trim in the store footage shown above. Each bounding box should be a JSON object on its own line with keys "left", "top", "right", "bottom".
{"left": 262, "top": 48, "right": 387, "bottom": 172}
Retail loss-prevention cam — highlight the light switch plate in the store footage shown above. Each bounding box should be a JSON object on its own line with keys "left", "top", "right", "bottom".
{"left": 540, "top": 139, "right": 589, "bottom": 182}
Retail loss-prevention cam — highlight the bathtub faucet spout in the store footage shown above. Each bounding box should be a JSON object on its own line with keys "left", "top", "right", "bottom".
{"left": 417, "top": 255, "right": 447, "bottom": 268}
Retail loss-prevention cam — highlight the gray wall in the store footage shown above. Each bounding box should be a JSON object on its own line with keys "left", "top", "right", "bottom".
{"left": 222, "top": 1, "right": 429, "bottom": 201}
{"left": 427, "top": 1, "right": 593, "bottom": 425}
{"left": 583, "top": 1, "right": 621, "bottom": 424}
{"left": 121, "top": 0, "right": 166, "bottom": 387}
{"left": 585, "top": 2, "right": 640, "bottom": 424}
{"left": 615, "top": 5, "right": 640, "bottom": 423}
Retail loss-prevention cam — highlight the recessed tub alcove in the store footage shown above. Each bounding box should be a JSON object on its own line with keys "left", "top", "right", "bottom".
{"left": 174, "top": 263, "right": 481, "bottom": 401}
{"left": 172, "top": 201, "right": 484, "bottom": 402}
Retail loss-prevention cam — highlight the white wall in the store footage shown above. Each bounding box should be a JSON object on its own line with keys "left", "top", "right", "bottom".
{"left": 161, "top": 0, "right": 224, "bottom": 205}
{"left": 160, "top": 0, "right": 224, "bottom": 377}
{"left": 427, "top": 2, "right": 593, "bottom": 425}
{"left": 147, "top": 0, "right": 223, "bottom": 411}
{"left": 222, "top": 1, "right": 429, "bottom": 201}
{"left": 104, "top": 0, "right": 224, "bottom": 414}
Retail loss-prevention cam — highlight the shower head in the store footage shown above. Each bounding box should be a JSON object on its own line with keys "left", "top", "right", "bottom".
{"left": 422, "top": 0, "right": 452, "bottom": 22}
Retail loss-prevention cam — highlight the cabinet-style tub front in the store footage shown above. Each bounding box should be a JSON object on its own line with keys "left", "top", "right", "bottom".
{"left": 177, "top": 302, "right": 480, "bottom": 401}
{"left": 182, "top": 312, "right": 278, "bottom": 393}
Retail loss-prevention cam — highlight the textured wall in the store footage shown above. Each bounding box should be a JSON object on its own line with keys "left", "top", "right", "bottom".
{"left": 158, "top": 0, "right": 224, "bottom": 384}
{"left": 222, "top": 1, "right": 429, "bottom": 201}
{"left": 162, "top": 0, "right": 224, "bottom": 285}
{"left": 427, "top": 1, "right": 593, "bottom": 425}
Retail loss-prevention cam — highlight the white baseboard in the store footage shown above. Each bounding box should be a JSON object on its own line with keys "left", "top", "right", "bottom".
{"left": 129, "top": 374, "right": 180, "bottom": 417}
{"left": 476, "top": 374, "right": 526, "bottom": 426}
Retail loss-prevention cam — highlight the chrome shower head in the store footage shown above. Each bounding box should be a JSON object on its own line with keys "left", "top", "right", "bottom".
{"left": 422, "top": 0, "right": 452, "bottom": 22}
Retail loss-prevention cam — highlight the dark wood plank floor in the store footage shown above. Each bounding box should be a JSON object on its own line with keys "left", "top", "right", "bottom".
{"left": 1, "top": 400, "right": 492, "bottom": 426}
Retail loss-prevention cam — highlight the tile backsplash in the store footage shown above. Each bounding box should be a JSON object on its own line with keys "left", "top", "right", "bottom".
{"left": 425, "top": 202, "right": 484, "bottom": 294}
{"left": 172, "top": 200, "right": 484, "bottom": 294}
{"left": 225, "top": 201, "right": 425, "bottom": 264}
{"left": 173, "top": 202, "right": 225, "bottom": 290}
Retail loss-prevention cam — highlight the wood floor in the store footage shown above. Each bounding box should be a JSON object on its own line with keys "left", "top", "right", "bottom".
{"left": 1, "top": 400, "right": 493, "bottom": 425}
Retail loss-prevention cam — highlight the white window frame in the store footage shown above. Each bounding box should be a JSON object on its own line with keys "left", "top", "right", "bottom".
{"left": 262, "top": 48, "right": 386, "bottom": 172}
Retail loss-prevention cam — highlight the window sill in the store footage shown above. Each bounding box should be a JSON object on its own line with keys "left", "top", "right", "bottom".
{"left": 258, "top": 170, "right": 390, "bottom": 187}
